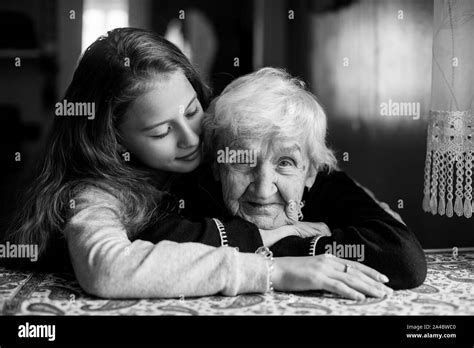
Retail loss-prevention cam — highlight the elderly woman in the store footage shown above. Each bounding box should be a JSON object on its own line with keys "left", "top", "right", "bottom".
{"left": 138, "top": 67, "right": 427, "bottom": 292}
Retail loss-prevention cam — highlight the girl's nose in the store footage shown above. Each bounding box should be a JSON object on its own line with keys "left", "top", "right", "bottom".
{"left": 178, "top": 121, "right": 200, "bottom": 148}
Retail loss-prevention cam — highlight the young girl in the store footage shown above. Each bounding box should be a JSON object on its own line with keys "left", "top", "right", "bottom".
{"left": 4, "top": 28, "right": 390, "bottom": 300}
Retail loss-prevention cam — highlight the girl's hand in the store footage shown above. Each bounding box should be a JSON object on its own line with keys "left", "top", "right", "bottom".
{"left": 272, "top": 254, "right": 393, "bottom": 301}
{"left": 259, "top": 222, "right": 332, "bottom": 247}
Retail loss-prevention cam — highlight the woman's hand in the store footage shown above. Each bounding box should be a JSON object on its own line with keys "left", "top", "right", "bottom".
{"left": 291, "top": 221, "right": 331, "bottom": 238}
{"left": 272, "top": 254, "right": 393, "bottom": 301}
{"left": 259, "top": 222, "right": 332, "bottom": 247}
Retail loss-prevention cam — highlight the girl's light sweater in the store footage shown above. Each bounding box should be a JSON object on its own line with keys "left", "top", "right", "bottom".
{"left": 63, "top": 186, "right": 269, "bottom": 298}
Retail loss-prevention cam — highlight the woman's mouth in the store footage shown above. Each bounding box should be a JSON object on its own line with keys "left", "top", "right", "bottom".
{"left": 176, "top": 148, "right": 200, "bottom": 161}
{"left": 242, "top": 201, "right": 283, "bottom": 215}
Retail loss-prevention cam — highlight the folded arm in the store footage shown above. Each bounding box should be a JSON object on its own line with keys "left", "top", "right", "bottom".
{"left": 271, "top": 171, "right": 427, "bottom": 290}
{"left": 63, "top": 187, "right": 269, "bottom": 298}
{"left": 136, "top": 213, "right": 264, "bottom": 252}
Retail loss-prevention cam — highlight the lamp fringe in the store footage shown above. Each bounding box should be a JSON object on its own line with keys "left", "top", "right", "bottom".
{"left": 423, "top": 110, "right": 473, "bottom": 218}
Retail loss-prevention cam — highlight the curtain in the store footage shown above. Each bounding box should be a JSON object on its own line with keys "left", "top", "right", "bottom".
{"left": 423, "top": 0, "right": 474, "bottom": 218}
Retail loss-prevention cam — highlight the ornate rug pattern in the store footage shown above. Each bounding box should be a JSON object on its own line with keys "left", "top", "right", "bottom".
{"left": 1, "top": 252, "right": 472, "bottom": 315}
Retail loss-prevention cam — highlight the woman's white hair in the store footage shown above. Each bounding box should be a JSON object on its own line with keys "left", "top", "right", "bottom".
{"left": 203, "top": 67, "right": 338, "bottom": 172}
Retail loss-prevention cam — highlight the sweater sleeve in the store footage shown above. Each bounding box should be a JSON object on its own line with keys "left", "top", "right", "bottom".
{"left": 136, "top": 214, "right": 263, "bottom": 253}
{"left": 307, "top": 171, "right": 427, "bottom": 290}
{"left": 63, "top": 187, "right": 269, "bottom": 298}
{"left": 270, "top": 235, "right": 335, "bottom": 257}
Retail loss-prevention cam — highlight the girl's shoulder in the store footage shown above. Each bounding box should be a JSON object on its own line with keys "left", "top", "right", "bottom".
{"left": 67, "top": 182, "right": 124, "bottom": 216}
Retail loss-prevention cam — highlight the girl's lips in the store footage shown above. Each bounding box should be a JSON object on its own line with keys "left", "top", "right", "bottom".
{"left": 176, "top": 148, "right": 200, "bottom": 161}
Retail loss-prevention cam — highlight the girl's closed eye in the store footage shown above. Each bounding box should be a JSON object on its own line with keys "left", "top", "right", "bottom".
{"left": 186, "top": 105, "right": 200, "bottom": 118}
{"left": 151, "top": 124, "right": 172, "bottom": 139}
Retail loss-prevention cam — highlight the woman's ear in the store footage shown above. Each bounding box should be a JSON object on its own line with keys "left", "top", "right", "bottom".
{"left": 305, "top": 166, "right": 318, "bottom": 189}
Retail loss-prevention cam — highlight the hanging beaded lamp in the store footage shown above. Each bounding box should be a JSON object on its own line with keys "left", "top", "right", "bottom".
{"left": 423, "top": 0, "right": 474, "bottom": 218}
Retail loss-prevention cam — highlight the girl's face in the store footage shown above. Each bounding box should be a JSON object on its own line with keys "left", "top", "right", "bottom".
{"left": 119, "top": 71, "right": 204, "bottom": 173}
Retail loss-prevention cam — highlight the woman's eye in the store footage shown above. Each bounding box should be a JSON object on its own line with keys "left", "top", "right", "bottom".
{"left": 278, "top": 157, "right": 296, "bottom": 167}
{"left": 228, "top": 162, "right": 253, "bottom": 173}
{"left": 231, "top": 161, "right": 251, "bottom": 168}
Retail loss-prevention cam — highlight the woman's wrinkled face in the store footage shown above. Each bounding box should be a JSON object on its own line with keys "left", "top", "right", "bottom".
{"left": 119, "top": 70, "right": 203, "bottom": 173}
{"left": 217, "top": 137, "right": 317, "bottom": 229}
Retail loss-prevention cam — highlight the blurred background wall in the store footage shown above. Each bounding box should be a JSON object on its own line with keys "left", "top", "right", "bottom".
{"left": 0, "top": 0, "right": 472, "bottom": 248}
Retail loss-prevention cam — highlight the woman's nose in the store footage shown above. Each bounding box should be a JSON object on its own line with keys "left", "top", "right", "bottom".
{"left": 251, "top": 165, "right": 277, "bottom": 199}
{"left": 177, "top": 121, "right": 200, "bottom": 148}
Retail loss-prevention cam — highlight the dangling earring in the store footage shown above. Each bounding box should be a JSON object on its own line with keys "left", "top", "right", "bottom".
{"left": 287, "top": 200, "right": 304, "bottom": 222}
{"left": 298, "top": 200, "right": 305, "bottom": 221}
{"left": 287, "top": 200, "right": 298, "bottom": 222}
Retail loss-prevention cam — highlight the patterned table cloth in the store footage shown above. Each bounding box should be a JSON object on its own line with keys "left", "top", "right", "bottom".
{"left": 0, "top": 252, "right": 472, "bottom": 316}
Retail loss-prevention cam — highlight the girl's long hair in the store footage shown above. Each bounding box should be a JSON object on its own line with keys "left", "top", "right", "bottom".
{"left": 3, "top": 28, "right": 210, "bottom": 270}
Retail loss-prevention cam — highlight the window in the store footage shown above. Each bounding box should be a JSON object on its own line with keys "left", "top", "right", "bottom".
{"left": 82, "top": 0, "right": 129, "bottom": 52}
